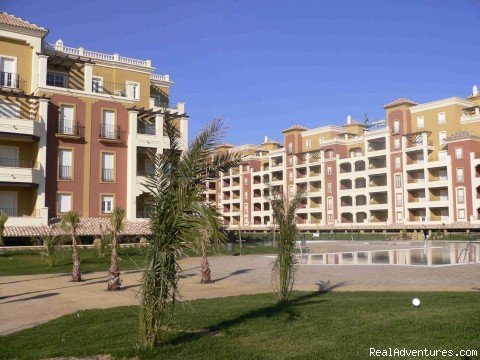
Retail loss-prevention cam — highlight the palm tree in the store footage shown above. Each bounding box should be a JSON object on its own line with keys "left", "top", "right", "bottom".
{"left": 139, "top": 114, "right": 241, "bottom": 349}
{"left": 198, "top": 228, "right": 213, "bottom": 283}
{"left": 269, "top": 187, "right": 304, "bottom": 302}
{"left": 0, "top": 212, "right": 8, "bottom": 246}
{"left": 107, "top": 207, "right": 125, "bottom": 291}
{"left": 61, "top": 211, "right": 81, "bottom": 282}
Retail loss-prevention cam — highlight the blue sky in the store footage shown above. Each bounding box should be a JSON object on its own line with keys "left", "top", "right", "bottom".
{"left": 4, "top": 0, "right": 480, "bottom": 144}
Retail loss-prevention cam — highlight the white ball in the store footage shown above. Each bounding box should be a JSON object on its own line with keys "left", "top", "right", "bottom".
{"left": 412, "top": 298, "right": 421, "bottom": 307}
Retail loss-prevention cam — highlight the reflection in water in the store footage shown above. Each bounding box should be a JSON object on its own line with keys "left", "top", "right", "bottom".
{"left": 306, "top": 242, "right": 479, "bottom": 266}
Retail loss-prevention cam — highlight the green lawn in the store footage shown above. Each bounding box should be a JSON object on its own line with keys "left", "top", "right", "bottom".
{"left": 1, "top": 292, "right": 478, "bottom": 359}
{"left": 0, "top": 243, "right": 276, "bottom": 276}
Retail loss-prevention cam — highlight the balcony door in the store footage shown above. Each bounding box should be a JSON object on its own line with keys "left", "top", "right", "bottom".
{"left": 0, "top": 57, "right": 15, "bottom": 87}
{"left": 59, "top": 105, "right": 74, "bottom": 134}
{"left": 102, "top": 110, "right": 116, "bottom": 139}
{"left": 0, "top": 145, "right": 19, "bottom": 167}
{"left": 0, "top": 191, "right": 17, "bottom": 216}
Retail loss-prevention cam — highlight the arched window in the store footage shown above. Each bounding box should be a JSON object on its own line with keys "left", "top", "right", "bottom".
{"left": 393, "top": 120, "right": 400, "bottom": 133}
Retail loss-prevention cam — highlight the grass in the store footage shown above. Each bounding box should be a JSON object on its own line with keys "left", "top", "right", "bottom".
{"left": 1, "top": 291, "right": 478, "bottom": 359}
{"left": 0, "top": 243, "right": 277, "bottom": 276}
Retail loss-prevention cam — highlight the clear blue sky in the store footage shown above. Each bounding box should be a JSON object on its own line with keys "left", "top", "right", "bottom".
{"left": 4, "top": 0, "right": 480, "bottom": 144}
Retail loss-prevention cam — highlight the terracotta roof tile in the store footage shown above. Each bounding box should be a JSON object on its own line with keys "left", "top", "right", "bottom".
{"left": 282, "top": 125, "right": 308, "bottom": 133}
{"left": 446, "top": 130, "right": 480, "bottom": 142}
{"left": 0, "top": 12, "right": 47, "bottom": 33}
{"left": 383, "top": 98, "right": 418, "bottom": 109}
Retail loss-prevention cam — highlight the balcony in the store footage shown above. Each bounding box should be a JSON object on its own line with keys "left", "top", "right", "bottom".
{"left": 58, "top": 165, "right": 72, "bottom": 180}
{"left": 99, "top": 124, "right": 125, "bottom": 143}
{"left": 1, "top": 208, "right": 48, "bottom": 226}
{"left": 56, "top": 121, "right": 84, "bottom": 139}
{"left": 1, "top": 71, "right": 27, "bottom": 91}
{"left": 101, "top": 168, "right": 115, "bottom": 182}
{"left": 92, "top": 81, "right": 128, "bottom": 97}
{"left": 461, "top": 107, "right": 480, "bottom": 124}
{"left": 0, "top": 158, "right": 41, "bottom": 184}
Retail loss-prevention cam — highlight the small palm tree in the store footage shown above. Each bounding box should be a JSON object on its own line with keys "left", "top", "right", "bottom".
{"left": 61, "top": 211, "right": 81, "bottom": 282}
{"left": 139, "top": 115, "right": 241, "bottom": 349}
{"left": 107, "top": 207, "right": 125, "bottom": 291}
{"left": 198, "top": 228, "right": 213, "bottom": 283}
{"left": 269, "top": 188, "right": 304, "bottom": 302}
{"left": 0, "top": 212, "right": 7, "bottom": 246}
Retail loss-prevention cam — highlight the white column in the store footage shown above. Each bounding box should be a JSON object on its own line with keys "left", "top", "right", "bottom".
{"left": 38, "top": 54, "right": 48, "bottom": 88}
{"left": 126, "top": 110, "right": 138, "bottom": 220}
{"left": 179, "top": 116, "right": 189, "bottom": 151}
{"left": 36, "top": 99, "right": 49, "bottom": 225}
{"left": 155, "top": 113, "right": 164, "bottom": 155}
{"left": 83, "top": 63, "right": 93, "bottom": 92}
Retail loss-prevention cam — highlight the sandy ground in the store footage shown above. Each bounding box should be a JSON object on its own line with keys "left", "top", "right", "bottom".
{"left": 1, "top": 249, "right": 479, "bottom": 336}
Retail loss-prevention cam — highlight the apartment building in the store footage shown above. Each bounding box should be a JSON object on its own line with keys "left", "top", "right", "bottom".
{"left": 0, "top": 12, "right": 188, "bottom": 228}
{"left": 211, "top": 90, "right": 480, "bottom": 231}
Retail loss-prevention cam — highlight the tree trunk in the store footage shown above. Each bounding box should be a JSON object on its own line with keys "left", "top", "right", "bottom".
{"left": 107, "top": 233, "right": 121, "bottom": 291}
{"left": 71, "top": 230, "right": 81, "bottom": 282}
{"left": 200, "top": 254, "right": 212, "bottom": 284}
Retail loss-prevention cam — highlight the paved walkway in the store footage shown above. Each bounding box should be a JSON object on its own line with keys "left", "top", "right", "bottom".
{"left": 1, "top": 252, "right": 479, "bottom": 335}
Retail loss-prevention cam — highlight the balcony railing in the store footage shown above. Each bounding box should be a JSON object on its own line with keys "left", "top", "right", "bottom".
{"left": 92, "top": 81, "right": 127, "bottom": 97}
{"left": 0, "top": 158, "right": 38, "bottom": 169}
{"left": 99, "top": 124, "right": 125, "bottom": 142}
{"left": 0, "top": 208, "right": 41, "bottom": 217}
{"left": 0, "top": 71, "right": 26, "bottom": 91}
{"left": 58, "top": 165, "right": 72, "bottom": 180}
{"left": 137, "top": 121, "right": 156, "bottom": 135}
{"left": 102, "top": 168, "right": 115, "bottom": 182}
{"left": 57, "top": 121, "right": 84, "bottom": 138}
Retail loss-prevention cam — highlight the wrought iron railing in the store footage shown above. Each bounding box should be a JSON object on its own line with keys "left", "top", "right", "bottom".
{"left": 0, "top": 208, "right": 41, "bottom": 217}
{"left": 58, "top": 165, "right": 72, "bottom": 180}
{"left": 92, "top": 81, "right": 127, "bottom": 97}
{"left": 99, "top": 124, "right": 125, "bottom": 141}
{"left": 0, "top": 71, "right": 26, "bottom": 91}
{"left": 102, "top": 168, "right": 115, "bottom": 182}
{"left": 57, "top": 121, "right": 84, "bottom": 137}
{"left": 0, "top": 158, "right": 38, "bottom": 169}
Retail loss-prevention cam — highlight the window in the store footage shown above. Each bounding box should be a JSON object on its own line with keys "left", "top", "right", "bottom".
{"left": 327, "top": 166, "right": 332, "bottom": 175}
{"left": 458, "top": 209, "right": 465, "bottom": 220}
{"left": 457, "top": 188, "right": 465, "bottom": 204}
{"left": 244, "top": 178, "right": 248, "bottom": 185}
{"left": 319, "top": 137, "right": 324, "bottom": 144}
{"left": 327, "top": 150, "right": 334, "bottom": 158}
{"left": 92, "top": 77, "right": 103, "bottom": 93}
{"left": 101, "top": 152, "right": 115, "bottom": 182}
{"left": 438, "top": 112, "right": 446, "bottom": 125}
{"left": 101, "top": 195, "right": 114, "bottom": 213}
{"left": 101, "top": 110, "right": 116, "bottom": 139}
{"left": 395, "top": 174, "right": 402, "bottom": 188}
{"left": 396, "top": 212, "right": 403, "bottom": 221}
{"left": 327, "top": 197, "right": 333, "bottom": 210}
{"left": 396, "top": 193, "right": 402, "bottom": 207}
{"left": 439, "top": 151, "right": 447, "bottom": 160}
{"left": 288, "top": 157, "right": 293, "bottom": 166}
{"left": 328, "top": 214, "right": 333, "bottom": 222}
{"left": 289, "top": 171, "right": 293, "bottom": 181}
{"left": 59, "top": 105, "right": 74, "bottom": 134}
{"left": 393, "top": 120, "right": 400, "bottom": 133}
{"left": 289, "top": 186, "right": 293, "bottom": 196}
{"left": 394, "top": 138, "right": 400, "bottom": 149}
{"left": 417, "top": 116, "right": 424, "bottom": 128}
{"left": 57, "top": 193, "right": 72, "bottom": 213}
{"left": 288, "top": 142, "right": 293, "bottom": 153}
{"left": 395, "top": 156, "right": 401, "bottom": 169}
{"left": 47, "top": 71, "right": 67, "bottom": 87}
{"left": 327, "top": 182, "right": 332, "bottom": 192}
{"left": 456, "top": 168, "right": 464, "bottom": 182}
{"left": 455, "top": 147, "right": 463, "bottom": 159}
{"left": 306, "top": 140, "right": 311, "bottom": 149}
{"left": 244, "top": 203, "right": 248, "bottom": 214}
{"left": 58, "top": 149, "right": 72, "bottom": 180}
{"left": 439, "top": 131, "right": 447, "bottom": 147}
{"left": 0, "top": 56, "right": 16, "bottom": 87}
{"left": 244, "top": 191, "right": 248, "bottom": 198}
{"left": 127, "top": 82, "right": 140, "bottom": 100}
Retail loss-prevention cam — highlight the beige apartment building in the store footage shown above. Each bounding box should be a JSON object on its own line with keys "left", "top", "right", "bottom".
{"left": 209, "top": 89, "right": 480, "bottom": 231}
{"left": 0, "top": 12, "right": 187, "bottom": 237}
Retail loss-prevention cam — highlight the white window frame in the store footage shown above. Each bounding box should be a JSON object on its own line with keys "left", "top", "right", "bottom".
{"left": 394, "top": 138, "right": 400, "bottom": 149}
{"left": 457, "top": 188, "right": 465, "bottom": 204}
{"left": 327, "top": 166, "right": 332, "bottom": 175}
{"left": 395, "top": 156, "right": 401, "bottom": 169}
{"left": 455, "top": 147, "right": 463, "bottom": 159}
{"left": 47, "top": 70, "right": 68, "bottom": 87}
{"left": 396, "top": 211, "right": 403, "bottom": 221}
{"left": 456, "top": 168, "right": 464, "bottom": 183}
{"left": 57, "top": 193, "right": 72, "bottom": 213}
{"left": 92, "top": 76, "right": 104, "bottom": 93}
{"left": 127, "top": 81, "right": 140, "bottom": 100}
{"left": 393, "top": 120, "right": 400, "bottom": 133}
{"left": 101, "top": 195, "right": 114, "bottom": 214}
{"left": 396, "top": 193, "right": 402, "bottom": 207}
{"left": 305, "top": 140, "right": 311, "bottom": 149}
{"left": 458, "top": 209, "right": 465, "bottom": 220}
{"left": 395, "top": 174, "right": 402, "bottom": 188}
{"left": 439, "top": 131, "right": 447, "bottom": 147}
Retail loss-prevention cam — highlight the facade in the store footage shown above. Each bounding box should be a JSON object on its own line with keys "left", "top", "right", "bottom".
{"left": 210, "top": 92, "right": 480, "bottom": 231}
{"left": 0, "top": 12, "right": 188, "bottom": 230}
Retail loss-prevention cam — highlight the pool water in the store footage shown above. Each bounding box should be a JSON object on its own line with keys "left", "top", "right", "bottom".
{"left": 304, "top": 242, "right": 479, "bottom": 266}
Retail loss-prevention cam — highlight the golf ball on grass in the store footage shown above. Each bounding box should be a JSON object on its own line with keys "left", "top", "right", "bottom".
{"left": 412, "top": 298, "right": 421, "bottom": 307}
